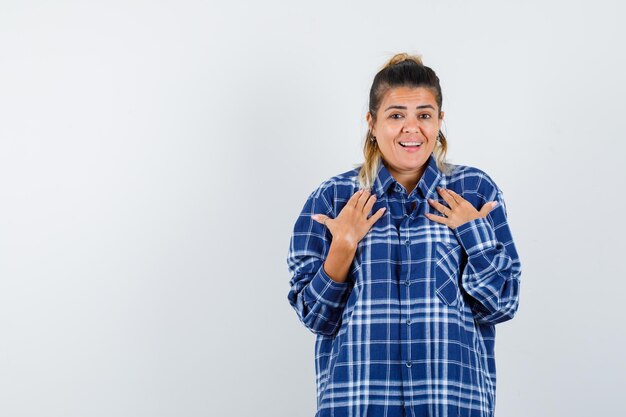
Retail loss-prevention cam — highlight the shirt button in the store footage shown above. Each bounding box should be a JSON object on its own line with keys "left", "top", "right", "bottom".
{"left": 406, "top": 318, "right": 411, "bottom": 325}
{"left": 406, "top": 361, "right": 412, "bottom": 367}
{"left": 405, "top": 239, "right": 410, "bottom": 245}
{"left": 405, "top": 280, "right": 410, "bottom": 286}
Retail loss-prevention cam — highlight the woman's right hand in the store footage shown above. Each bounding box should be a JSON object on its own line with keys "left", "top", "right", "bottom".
{"left": 311, "top": 189, "right": 387, "bottom": 250}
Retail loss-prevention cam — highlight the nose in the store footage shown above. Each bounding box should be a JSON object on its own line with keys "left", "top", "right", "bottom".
{"left": 402, "top": 115, "right": 420, "bottom": 133}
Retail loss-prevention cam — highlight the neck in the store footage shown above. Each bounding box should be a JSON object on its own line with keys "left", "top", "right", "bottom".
{"left": 385, "top": 162, "right": 425, "bottom": 194}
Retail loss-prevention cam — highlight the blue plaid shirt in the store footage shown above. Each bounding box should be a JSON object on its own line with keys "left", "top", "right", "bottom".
{"left": 287, "top": 152, "right": 522, "bottom": 417}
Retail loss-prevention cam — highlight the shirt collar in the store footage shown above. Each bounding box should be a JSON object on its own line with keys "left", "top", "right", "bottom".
{"left": 373, "top": 152, "right": 442, "bottom": 199}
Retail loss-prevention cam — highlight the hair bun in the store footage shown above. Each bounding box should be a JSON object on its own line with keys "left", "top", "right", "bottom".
{"left": 384, "top": 52, "right": 423, "bottom": 68}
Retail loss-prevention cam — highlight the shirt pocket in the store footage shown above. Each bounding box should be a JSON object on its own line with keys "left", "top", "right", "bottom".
{"left": 434, "top": 242, "right": 463, "bottom": 307}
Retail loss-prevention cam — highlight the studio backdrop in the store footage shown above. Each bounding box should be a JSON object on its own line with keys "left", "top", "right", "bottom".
{"left": 0, "top": 1, "right": 624, "bottom": 416}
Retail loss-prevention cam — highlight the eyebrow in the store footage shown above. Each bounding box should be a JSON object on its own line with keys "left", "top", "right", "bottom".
{"left": 384, "top": 104, "right": 436, "bottom": 112}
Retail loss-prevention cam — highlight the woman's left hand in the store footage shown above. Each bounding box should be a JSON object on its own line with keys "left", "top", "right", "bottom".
{"left": 425, "top": 186, "right": 498, "bottom": 230}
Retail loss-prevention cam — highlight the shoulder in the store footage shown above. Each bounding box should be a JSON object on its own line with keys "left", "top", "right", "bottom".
{"left": 443, "top": 162, "right": 503, "bottom": 201}
{"left": 308, "top": 166, "right": 360, "bottom": 198}
{"left": 306, "top": 166, "right": 361, "bottom": 215}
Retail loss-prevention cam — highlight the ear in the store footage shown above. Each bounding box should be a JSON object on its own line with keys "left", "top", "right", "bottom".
{"left": 366, "top": 112, "right": 375, "bottom": 134}
{"left": 439, "top": 110, "right": 445, "bottom": 120}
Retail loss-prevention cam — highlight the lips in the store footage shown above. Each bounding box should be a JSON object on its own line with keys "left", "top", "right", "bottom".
{"left": 399, "top": 141, "right": 423, "bottom": 147}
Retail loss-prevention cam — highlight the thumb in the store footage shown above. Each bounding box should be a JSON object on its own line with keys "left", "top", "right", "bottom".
{"left": 311, "top": 214, "right": 330, "bottom": 226}
{"left": 479, "top": 201, "right": 498, "bottom": 217}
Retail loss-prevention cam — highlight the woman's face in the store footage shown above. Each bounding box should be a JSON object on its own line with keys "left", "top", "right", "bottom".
{"left": 366, "top": 86, "right": 444, "bottom": 178}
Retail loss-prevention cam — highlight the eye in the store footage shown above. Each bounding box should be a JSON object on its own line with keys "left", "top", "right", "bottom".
{"left": 389, "top": 113, "right": 403, "bottom": 119}
{"left": 420, "top": 114, "right": 432, "bottom": 119}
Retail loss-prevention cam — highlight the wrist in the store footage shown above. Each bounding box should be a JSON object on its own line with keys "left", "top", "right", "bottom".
{"left": 330, "top": 237, "right": 357, "bottom": 253}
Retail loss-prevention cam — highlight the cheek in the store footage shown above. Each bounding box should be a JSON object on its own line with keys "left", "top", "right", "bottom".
{"left": 383, "top": 125, "right": 403, "bottom": 139}
{"left": 379, "top": 140, "right": 395, "bottom": 152}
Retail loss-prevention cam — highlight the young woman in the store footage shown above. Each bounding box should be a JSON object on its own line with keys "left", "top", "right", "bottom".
{"left": 287, "top": 52, "right": 522, "bottom": 417}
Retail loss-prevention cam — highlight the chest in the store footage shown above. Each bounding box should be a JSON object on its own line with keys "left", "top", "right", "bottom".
{"left": 347, "top": 191, "right": 468, "bottom": 286}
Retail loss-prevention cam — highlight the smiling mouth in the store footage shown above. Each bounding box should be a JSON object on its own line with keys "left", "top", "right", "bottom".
{"left": 399, "top": 141, "right": 423, "bottom": 148}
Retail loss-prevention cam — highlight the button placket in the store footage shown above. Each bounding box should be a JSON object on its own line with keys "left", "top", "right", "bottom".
{"left": 396, "top": 185, "right": 415, "bottom": 395}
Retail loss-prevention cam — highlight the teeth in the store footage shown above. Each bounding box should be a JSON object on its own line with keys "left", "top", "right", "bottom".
{"left": 400, "top": 142, "right": 422, "bottom": 146}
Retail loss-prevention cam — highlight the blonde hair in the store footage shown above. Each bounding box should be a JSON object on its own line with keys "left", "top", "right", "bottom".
{"left": 356, "top": 52, "right": 451, "bottom": 190}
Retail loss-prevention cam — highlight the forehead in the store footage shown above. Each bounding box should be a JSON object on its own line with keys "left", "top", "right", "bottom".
{"left": 380, "top": 86, "right": 437, "bottom": 107}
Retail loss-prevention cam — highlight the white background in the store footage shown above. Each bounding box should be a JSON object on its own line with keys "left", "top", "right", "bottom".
{"left": 1, "top": 1, "right": 624, "bottom": 416}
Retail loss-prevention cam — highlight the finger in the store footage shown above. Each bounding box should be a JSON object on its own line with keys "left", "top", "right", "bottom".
{"left": 479, "top": 201, "right": 497, "bottom": 217}
{"left": 348, "top": 189, "right": 365, "bottom": 207}
{"left": 424, "top": 212, "right": 449, "bottom": 225}
{"left": 428, "top": 198, "right": 451, "bottom": 216}
{"left": 311, "top": 214, "right": 329, "bottom": 225}
{"left": 444, "top": 189, "right": 464, "bottom": 205}
{"left": 367, "top": 207, "right": 387, "bottom": 225}
{"left": 362, "top": 192, "right": 377, "bottom": 214}
{"left": 356, "top": 188, "right": 372, "bottom": 210}
{"left": 437, "top": 187, "right": 458, "bottom": 208}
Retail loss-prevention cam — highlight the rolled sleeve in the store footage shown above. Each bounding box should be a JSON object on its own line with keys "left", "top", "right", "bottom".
{"left": 287, "top": 184, "right": 353, "bottom": 336}
{"left": 303, "top": 263, "right": 352, "bottom": 309}
{"left": 451, "top": 184, "right": 522, "bottom": 325}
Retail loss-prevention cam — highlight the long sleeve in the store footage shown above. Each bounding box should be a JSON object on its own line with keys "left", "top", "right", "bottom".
{"left": 286, "top": 188, "right": 353, "bottom": 336}
{"left": 452, "top": 183, "right": 522, "bottom": 325}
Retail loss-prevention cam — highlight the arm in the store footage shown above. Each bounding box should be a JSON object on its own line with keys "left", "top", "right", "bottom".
{"left": 286, "top": 189, "right": 354, "bottom": 336}
{"left": 453, "top": 185, "right": 522, "bottom": 325}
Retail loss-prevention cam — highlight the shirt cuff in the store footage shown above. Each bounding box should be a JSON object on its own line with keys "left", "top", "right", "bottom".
{"left": 303, "top": 263, "right": 352, "bottom": 309}
{"left": 452, "top": 217, "right": 498, "bottom": 256}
